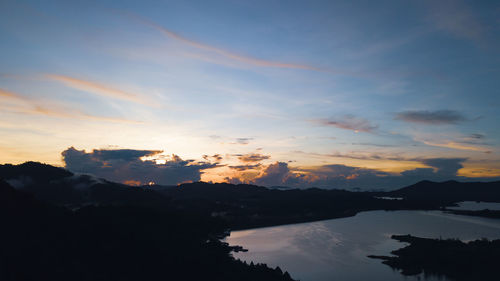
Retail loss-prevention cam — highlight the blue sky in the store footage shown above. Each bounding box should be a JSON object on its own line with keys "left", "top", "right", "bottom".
{"left": 1, "top": 0, "right": 499, "bottom": 189}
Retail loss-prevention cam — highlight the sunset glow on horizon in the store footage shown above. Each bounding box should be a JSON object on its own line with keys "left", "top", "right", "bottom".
{"left": 1, "top": 0, "right": 499, "bottom": 189}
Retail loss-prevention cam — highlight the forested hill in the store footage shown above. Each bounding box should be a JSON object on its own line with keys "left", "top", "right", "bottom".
{"left": 0, "top": 178, "right": 295, "bottom": 281}
{"left": 2, "top": 162, "right": 500, "bottom": 230}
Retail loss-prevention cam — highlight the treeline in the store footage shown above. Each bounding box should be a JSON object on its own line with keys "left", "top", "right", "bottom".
{"left": 369, "top": 235, "right": 500, "bottom": 281}
{"left": 445, "top": 209, "right": 500, "bottom": 219}
{"left": 2, "top": 162, "right": 500, "bottom": 232}
{"left": 0, "top": 179, "right": 295, "bottom": 281}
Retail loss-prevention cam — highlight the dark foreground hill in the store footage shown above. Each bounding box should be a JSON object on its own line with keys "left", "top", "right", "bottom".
{"left": 369, "top": 235, "right": 500, "bottom": 281}
{"left": 2, "top": 162, "right": 500, "bottom": 281}
{"left": 0, "top": 179, "right": 294, "bottom": 281}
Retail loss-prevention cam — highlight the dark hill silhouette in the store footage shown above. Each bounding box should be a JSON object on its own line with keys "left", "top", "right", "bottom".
{"left": 387, "top": 180, "right": 500, "bottom": 204}
{"left": 0, "top": 179, "right": 295, "bottom": 281}
{"left": 0, "top": 161, "right": 72, "bottom": 183}
{"left": 2, "top": 162, "right": 500, "bottom": 281}
{"left": 369, "top": 235, "right": 500, "bottom": 281}
{"left": 2, "top": 162, "right": 500, "bottom": 230}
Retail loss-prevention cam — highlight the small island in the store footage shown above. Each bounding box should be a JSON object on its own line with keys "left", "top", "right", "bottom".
{"left": 369, "top": 235, "right": 500, "bottom": 281}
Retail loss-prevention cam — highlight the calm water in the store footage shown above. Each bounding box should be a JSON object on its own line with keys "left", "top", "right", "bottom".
{"left": 448, "top": 201, "right": 500, "bottom": 211}
{"left": 226, "top": 210, "right": 500, "bottom": 281}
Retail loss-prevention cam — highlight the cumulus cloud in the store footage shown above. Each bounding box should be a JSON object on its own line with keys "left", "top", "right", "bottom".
{"left": 395, "top": 110, "right": 466, "bottom": 125}
{"left": 253, "top": 162, "right": 305, "bottom": 187}
{"left": 237, "top": 153, "right": 271, "bottom": 163}
{"left": 62, "top": 147, "right": 217, "bottom": 185}
{"left": 316, "top": 115, "right": 378, "bottom": 133}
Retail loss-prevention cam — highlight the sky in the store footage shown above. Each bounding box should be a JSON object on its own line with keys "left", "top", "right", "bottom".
{"left": 1, "top": 0, "right": 499, "bottom": 189}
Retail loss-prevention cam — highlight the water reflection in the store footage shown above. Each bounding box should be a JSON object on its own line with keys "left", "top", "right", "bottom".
{"left": 226, "top": 210, "right": 500, "bottom": 281}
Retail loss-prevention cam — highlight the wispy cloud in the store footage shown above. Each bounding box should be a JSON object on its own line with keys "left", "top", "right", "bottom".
{"left": 0, "top": 88, "right": 19, "bottom": 99}
{"left": 45, "top": 74, "right": 157, "bottom": 107}
{"left": 292, "top": 150, "right": 417, "bottom": 162}
{"left": 421, "top": 139, "right": 491, "bottom": 153}
{"left": 315, "top": 115, "right": 378, "bottom": 133}
{"left": 425, "top": 0, "right": 485, "bottom": 44}
{"left": 395, "top": 110, "right": 466, "bottom": 125}
{"left": 1, "top": 88, "right": 140, "bottom": 124}
{"left": 126, "top": 14, "right": 325, "bottom": 72}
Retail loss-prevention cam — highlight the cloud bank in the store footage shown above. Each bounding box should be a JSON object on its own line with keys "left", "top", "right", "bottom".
{"left": 62, "top": 147, "right": 217, "bottom": 185}
{"left": 226, "top": 157, "right": 490, "bottom": 190}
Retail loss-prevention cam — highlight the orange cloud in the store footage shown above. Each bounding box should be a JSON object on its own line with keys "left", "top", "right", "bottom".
{"left": 45, "top": 74, "right": 157, "bottom": 107}
{"left": 1, "top": 88, "right": 140, "bottom": 124}
{"left": 0, "top": 88, "right": 20, "bottom": 99}
{"left": 237, "top": 153, "right": 271, "bottom": 163}
{"left": 124, "top": 180, "right": 142, "bottom": 186}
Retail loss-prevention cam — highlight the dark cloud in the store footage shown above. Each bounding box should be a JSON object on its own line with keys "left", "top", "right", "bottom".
{"left": 421, "top": 157, "right": 467, "bottom": 177}
{"left": 235, "top": 138, "right": 253, "bottom": 145}
{"left": 238, "top": 153, "right": 271, "bottom": 163}
{"left": 395, "top": 110, "right": 466, "bottom": 125}
{"left": 469, "top": 133, "right": 485, "bottom": 139}
{"left": 456, "top": 133, "right": 489, "bottom": 146}
{"left": 202, "top": 154, "right": 223, "bottom": 162}
{"left": 90, "top": 149, "right": 161, "bottom": 161}
{"left": 228, "top": 164, "right": 262, "bottom": 171}
{"left": 316, "top": 115, "right": 378, "bottom": 133}
{"left": 62, "top": 147, "right": 217, "bottom": 185}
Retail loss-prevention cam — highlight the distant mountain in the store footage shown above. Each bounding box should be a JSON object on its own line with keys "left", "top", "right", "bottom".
{"left": 0, "top": 161, "right": 173, "bottom": 208}
{"left": 388, "top": 180, "right": 500, "bottom": 204}
{"left": 2, "top": 162, "right": 500, "bottom": 230}
{"left": 0, "top": 161, "right": 72, "bottom": 183}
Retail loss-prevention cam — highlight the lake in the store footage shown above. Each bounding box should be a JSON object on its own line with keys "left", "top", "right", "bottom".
{"left": 225, "top": 209, "right": 500, "bottom": 281}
